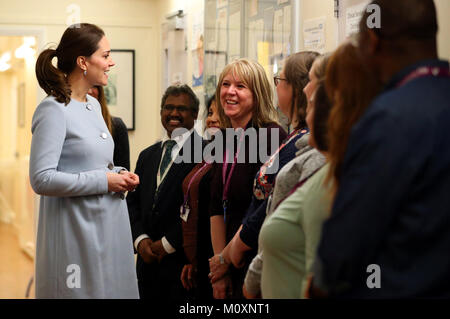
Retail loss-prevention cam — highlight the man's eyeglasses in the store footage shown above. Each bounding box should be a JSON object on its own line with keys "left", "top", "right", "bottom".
{"left": 273, "top": 76, "right": 288, "bottom": 87}
{"left": 162, "top": 105, "right": 191, "bottom": 113}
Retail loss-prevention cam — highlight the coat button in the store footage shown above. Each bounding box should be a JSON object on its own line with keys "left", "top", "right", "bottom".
{"left": 101, "top": 132, "right": 108, "bottom": 139}
{"left": 86, "top": 103, "right": 92, "bottom": 110}
{"left": 108, "top": 163, "right": 114, "bottom": 170}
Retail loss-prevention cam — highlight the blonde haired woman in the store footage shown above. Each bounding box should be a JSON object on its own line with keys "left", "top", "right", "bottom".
{"left": 208, "top": 58, "right": 287, "bottom": 299}
{"left": 215, "top": 58, "right": 279, "bottom": 129}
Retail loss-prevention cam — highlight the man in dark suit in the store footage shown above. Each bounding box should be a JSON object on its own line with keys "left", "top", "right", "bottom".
{"left": 127, "top": 84, "right": 203, "bottom": 299}
{"left": 311, "top": 0, "right": 450, "bottom": 298}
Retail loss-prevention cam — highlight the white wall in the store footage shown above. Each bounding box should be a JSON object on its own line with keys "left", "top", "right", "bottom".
{"left": 435, "top": 0, "right": 450, "bottom": 60}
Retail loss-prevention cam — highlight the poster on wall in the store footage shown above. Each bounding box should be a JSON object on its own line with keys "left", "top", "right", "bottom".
{"left": 191, "top": 10, "right": 204, "bottom": 51}
{"left": 248, "top": 20, "right": 257, "bottom": 61}
{"left": 345, "top": 1, "right": 370, "bottom": 38}
{"left": 303, "top": 17, "right": 326, "bottom": 54}
{"left": 263, "top": 6, "right": 274, "bottom": 44}
{"left": 282, "top": 5, "right": 291, "bottom": 57}
{"left": 192, "top": 41, "right": 204, "bottom": 87}
{"left": 215, "top": 53, "right": 227, "bottom": 78}
{"left": 216, "top": 7, "right": 228, "bottom": 53}
{"left": 217, "top": 0, "right": 228, "bottom": 8}
{"left": 192, "top": 10, "right": 204, "bottom": 87}
{"left": 248, "top": 18, "right": 264, "bottom": 61}
{"left": 249, "top": 0, "right": 258, "bottom": 17}
{"left": 229, "top": 10, "right": 241, "bottom": 59}
{"left": 205, "top": 0, "right": 217, "bottom": 51}
{"left": 273, "top": 9, "right": 283, "bottom": 55}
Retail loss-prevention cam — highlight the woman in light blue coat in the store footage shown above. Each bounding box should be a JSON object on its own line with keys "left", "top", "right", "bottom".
{"left": 30, "top": 23, "right": 139, "bottom": 298}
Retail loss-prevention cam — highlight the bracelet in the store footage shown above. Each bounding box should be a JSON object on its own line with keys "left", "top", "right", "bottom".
{"left": 219, "top": 253, "right": 227, "bottom": 265}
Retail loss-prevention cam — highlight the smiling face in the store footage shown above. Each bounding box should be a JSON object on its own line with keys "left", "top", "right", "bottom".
{"left": 205, "top": 100, "right": 221, "bottom": 136}
{"left": 160, "top": 93, "right": 197, "bottom": 137}
{"left": 206, "top": 100, "right": 220, "bottom": 129}
{"left": 220, "top": 72, "right": 254, "bottom": 128}
{"left": 85, "top": 36, "right": 115, "bottom": 86}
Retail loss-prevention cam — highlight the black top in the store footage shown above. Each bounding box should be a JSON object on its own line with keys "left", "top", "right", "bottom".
{"left": 111, "top": 117, "right": 130, "bottom": 171}
{"left": 209, "top": 121, "right": 287, "bottom": 243}
{"left": 208, "top": 121, "right": 287, "bottom": 298}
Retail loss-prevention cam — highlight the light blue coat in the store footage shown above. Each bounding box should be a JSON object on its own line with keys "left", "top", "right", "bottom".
{"left": 29, "top": 95, "right": 139, "bottom": 299}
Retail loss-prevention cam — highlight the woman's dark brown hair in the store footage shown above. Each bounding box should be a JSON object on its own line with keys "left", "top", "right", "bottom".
{"left": 93, "top": 85, "right": 114, "bottom": 135}
{"left": 283, "top": 51, "right": 320, "bottom": 130}
{"left": 35, "top": 23, "right": 105, "bottom": 105}
{"left": 325, "top": 41, "right": 382, "bottom": 196}
{"left": 311, "top": 80, "right": 332, "bottom": 152}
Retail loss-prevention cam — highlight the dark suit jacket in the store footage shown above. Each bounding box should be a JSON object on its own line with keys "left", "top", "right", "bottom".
{"left": 315, "top": 59, "right": 450, "bottom": 298}
{"left": 127, "top": 131, "right": 204, "bottom": 293}
{"left": 111, "top": 116, "right": 130, "bottom": 171}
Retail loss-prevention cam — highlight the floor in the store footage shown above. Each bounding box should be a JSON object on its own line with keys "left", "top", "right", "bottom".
{"left": 0, "top": 222, "right": 35, "bottom": 299}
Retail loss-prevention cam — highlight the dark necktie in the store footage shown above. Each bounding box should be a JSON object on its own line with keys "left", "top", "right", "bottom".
{"left": 160, "top": 140, "right": 177, "bottom": 178}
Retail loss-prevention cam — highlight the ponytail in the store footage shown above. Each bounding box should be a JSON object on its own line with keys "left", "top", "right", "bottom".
{"left": 35, "top": 48, "right": 71, "bottom": 105}
{"left": 96, "top": 86, "right": 114, "bottom": 135}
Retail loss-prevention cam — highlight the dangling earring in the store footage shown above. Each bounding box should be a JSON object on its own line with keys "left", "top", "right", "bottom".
{"left": 83, "top": 70, "right": 87, "bottom": 76}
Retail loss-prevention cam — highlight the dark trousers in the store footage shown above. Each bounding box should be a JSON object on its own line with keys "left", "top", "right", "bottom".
{"left": 136, "top": 253, "right": 188, "bottom": 300}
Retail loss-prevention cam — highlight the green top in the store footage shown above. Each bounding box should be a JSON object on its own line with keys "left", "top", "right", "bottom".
{"left": 260, "top": 163, "right": 332, "bottom": 299}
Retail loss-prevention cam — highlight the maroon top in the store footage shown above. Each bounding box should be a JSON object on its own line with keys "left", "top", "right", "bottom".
{"left": 181, "top": 161, "right": 213, "bottom": 266}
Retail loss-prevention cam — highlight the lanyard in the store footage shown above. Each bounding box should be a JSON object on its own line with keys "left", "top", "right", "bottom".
{"left": 222, "top": 130, "right": 245, "bottom": 221}
{"left": 181, "top": 162, "right": 211, "bottom": 213}
{"left": 273, "top": 166, "right": 321, "bottom": 212}
{"left": 257, "top": 128, "right": 306, "bottom": 181}
{"left": 396, "top": 66, "right": 450, "bottom": 88}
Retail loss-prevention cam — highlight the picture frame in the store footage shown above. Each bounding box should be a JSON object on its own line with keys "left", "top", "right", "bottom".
{"left": 105, "top": 49, "right": 135, "bottom": 130}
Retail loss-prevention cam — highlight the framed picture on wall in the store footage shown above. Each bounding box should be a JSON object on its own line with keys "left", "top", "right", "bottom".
{"left": 105, "top": 49, "right": 135, "bottom": 130}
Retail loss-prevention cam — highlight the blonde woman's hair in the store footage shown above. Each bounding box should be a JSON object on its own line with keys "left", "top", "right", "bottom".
{"left": 215, "top": 58, "right": 279, "bottom": 128}
{"left": 313, "top": 53, "right": 332, "bottom": 82}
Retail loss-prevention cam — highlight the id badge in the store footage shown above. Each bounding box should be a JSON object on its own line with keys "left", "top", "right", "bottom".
{"left": 180, "top": 204, "right": 190, "bottom": 222}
